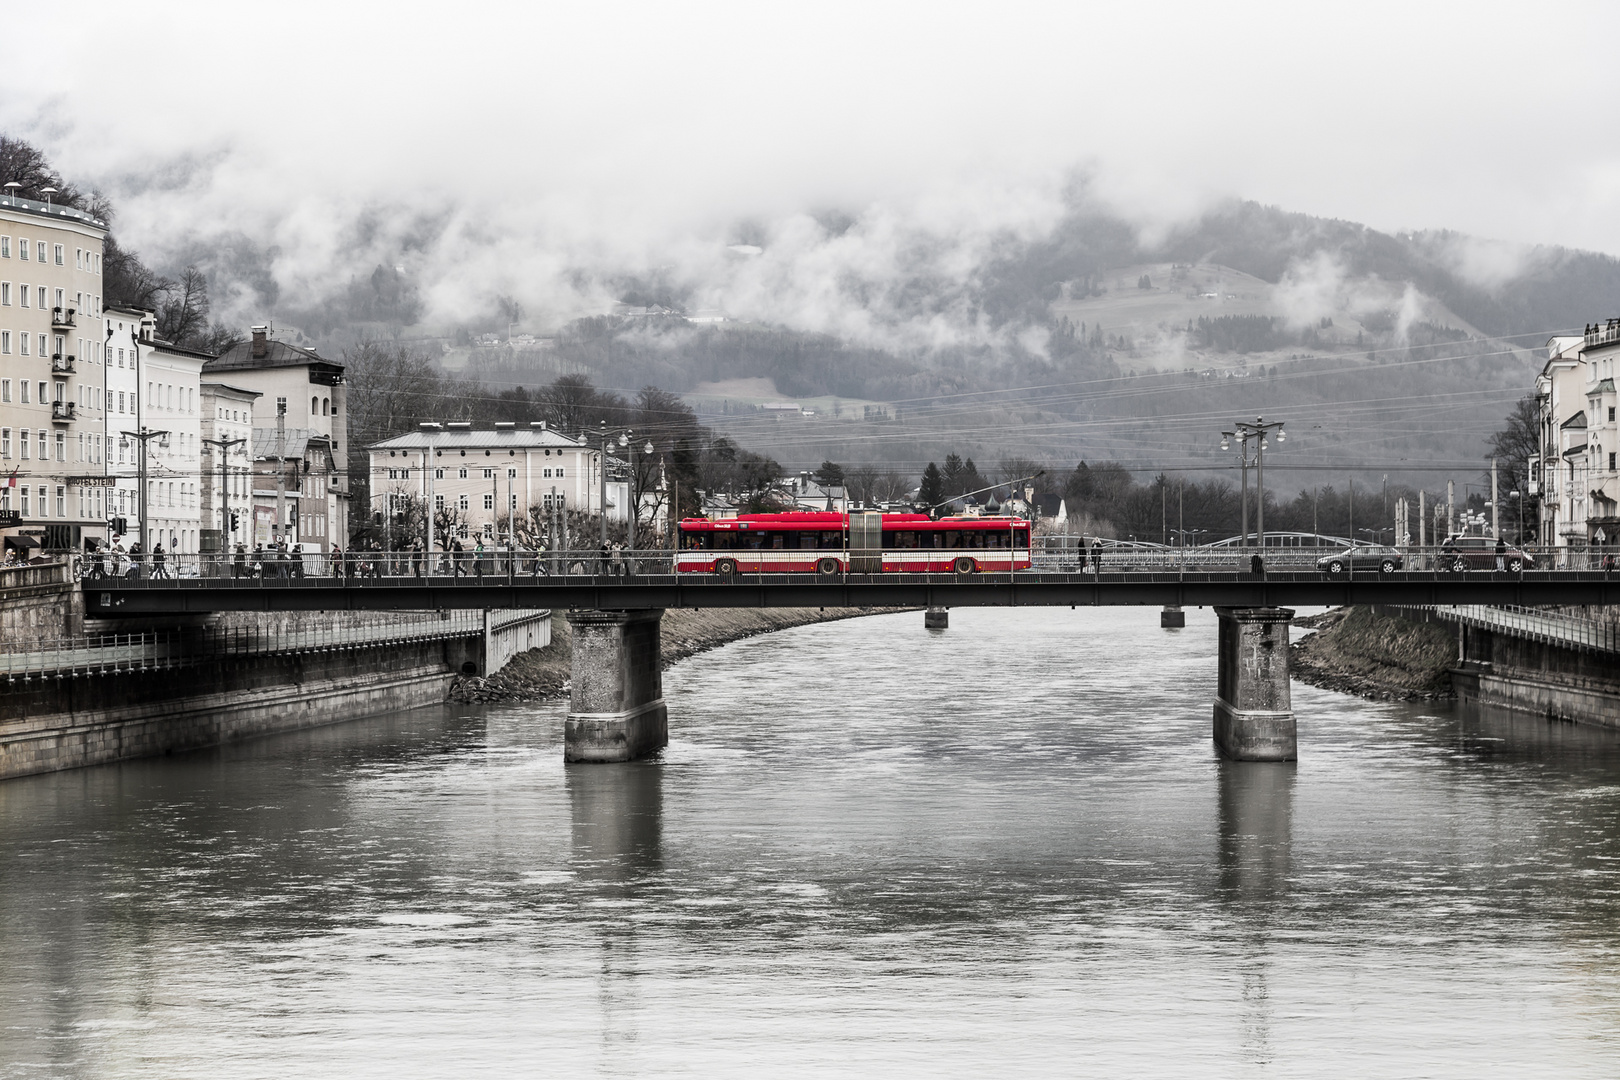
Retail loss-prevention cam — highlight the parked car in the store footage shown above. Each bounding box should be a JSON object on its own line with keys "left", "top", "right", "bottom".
{"left": 1438, "top": 535, "right": 1535, "bottom": 572}
{"left": 1316, "top": 545, "right": 1403, "bottom": 575}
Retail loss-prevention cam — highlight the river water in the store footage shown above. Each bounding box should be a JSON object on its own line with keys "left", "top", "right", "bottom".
{"left": 4, "top": 607, "right": 1620, "bottom": 1078}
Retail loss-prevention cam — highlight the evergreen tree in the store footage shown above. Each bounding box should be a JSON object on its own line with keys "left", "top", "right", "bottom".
{"left": 919, "top": 462, "right": 944, "bottom": 507}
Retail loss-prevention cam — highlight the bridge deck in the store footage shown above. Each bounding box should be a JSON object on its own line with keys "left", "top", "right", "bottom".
{"left": 84, "top": 571, "right": 1620, "bottom": 615}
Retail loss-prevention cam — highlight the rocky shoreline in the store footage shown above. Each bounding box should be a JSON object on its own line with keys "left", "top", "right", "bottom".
{"left": 449, "top": 607, "right": 906, "bottom": 704}
{"left": 1290, "top": 606, "right": 1457, "bottom": 703}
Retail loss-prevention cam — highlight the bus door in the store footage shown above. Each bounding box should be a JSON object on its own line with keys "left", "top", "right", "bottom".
{"left": 849, "top": 512, "right": 882, "bottom": 572}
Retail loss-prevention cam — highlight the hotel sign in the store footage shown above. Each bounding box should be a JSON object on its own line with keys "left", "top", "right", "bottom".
{"left": 65, "top": 475, "right": 119, "bottom": 487}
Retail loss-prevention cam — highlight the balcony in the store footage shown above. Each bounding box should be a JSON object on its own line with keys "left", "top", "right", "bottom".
{"left": 51, "top": 307, "right": 76, "bottom": 330}
{"left": 50, "top": 401, "right": 76, "bottom": 424}
{"left": 50, "top": 353, "right": 75, "bottom": 374}
{"left": 1587, "top": 318, "right": 1620, "bottom": 349}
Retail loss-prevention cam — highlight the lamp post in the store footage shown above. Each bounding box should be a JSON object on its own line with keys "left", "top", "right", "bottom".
{"left": 1220, "top": 417, "right": 1285, "bottom": 549}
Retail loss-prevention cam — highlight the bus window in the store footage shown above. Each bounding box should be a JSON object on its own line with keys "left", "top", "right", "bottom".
{"left": 821, "top": 531, "right": 842, "bottom": 549}
{"left": 713, "top": 532, "right": 739, "bottom": 550}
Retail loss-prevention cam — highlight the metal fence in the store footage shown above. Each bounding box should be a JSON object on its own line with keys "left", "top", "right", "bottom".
{"left": 1419, "top": 604, "right": 1620, "bottom": 656}
{"left": 0, "top": 609, "right": 550, "bottom": 681}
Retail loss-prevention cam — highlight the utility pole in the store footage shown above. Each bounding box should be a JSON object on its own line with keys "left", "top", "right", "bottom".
{"left": 1447, "top": 480, "right": 1455, "bottom": 538}
{"left": 598, "top": 420, "right": 609, "bottom": 552}
{"left": 120, "top": 427, "right": 169, "bottom": 574}
{"left": 1419, "top": 490, "right": 1427, "bottom": 551}
{"left": 420, "top": 422, "right": 441, "bottom": 568}
{"left": 203, "top": 435, "right": 246, "bottom": 565}
{"left": 1491, "top": 457, "right": 1500, "bottom": 538}
{"left": 274, "top": 397, "right": 287, "bottom": 548}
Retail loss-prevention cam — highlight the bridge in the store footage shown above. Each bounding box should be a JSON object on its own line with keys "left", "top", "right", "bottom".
{"left": 78, "top": 556, "right": 1620, "bottom": 768}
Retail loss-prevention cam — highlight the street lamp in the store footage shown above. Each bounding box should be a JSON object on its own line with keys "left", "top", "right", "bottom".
{"left": 1220, "top": 417, "right": 1285, "bottom": 549}
{"left": 419, "top": 422, "right": 442, "bottom": 567}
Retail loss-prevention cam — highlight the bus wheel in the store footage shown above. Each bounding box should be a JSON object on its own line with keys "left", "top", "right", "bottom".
{"left": 954, "top": 557, "right": 976, "bottom": 575}
{"left": 817, "top": 558, "right": 839, "bottom": 576}
{"left": 715, "top": 558, "right": 737, "bottom": 577}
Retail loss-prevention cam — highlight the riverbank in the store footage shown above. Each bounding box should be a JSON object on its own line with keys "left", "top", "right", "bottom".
{"left": 449, "top": 607, "right": 905, "bottom": 703}
{"left": 1290, "top": 606, "right": 1456, "bottom": 702}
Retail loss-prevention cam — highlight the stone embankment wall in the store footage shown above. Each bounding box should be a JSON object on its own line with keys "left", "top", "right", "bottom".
{"left": 2, "top": 570, "right": 551, "bottom": 779}
{"left": 0, "top": 637, "right": 458, "bottom": 779}
{"left": 1, "top": 562, "right": 83, "bottom": 639}
{"left": 1451, "top": 615, "right": 1620, "bottom": 729}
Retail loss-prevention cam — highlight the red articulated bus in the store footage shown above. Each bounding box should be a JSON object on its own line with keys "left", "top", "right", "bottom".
{"left": 676, "top": 511, "right": 1032, "bottom": 575}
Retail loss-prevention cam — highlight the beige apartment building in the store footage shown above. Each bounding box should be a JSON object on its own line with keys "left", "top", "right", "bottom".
{"left": 366, "top": 423, "right": 632, "bottom": 547}
{"left": 199, "top": 381, "right": 260, "bottom": 550}
{"left": 0, "top": 193, "right": 110, "bottom": 557}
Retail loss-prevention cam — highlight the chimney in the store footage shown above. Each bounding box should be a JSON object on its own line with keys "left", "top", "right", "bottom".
{"left": 251, "top": 325, "right": 269, "bottom": 359}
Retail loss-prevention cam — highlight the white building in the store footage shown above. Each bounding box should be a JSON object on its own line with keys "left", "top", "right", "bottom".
{"left": 200, "top": 382, "right": 260, "bottom": 549}
{"left": 366, "top": 423, "right": 641, "bottom": 546}
{"left": 201, "top": 327, "right": 349, "bottom": 551}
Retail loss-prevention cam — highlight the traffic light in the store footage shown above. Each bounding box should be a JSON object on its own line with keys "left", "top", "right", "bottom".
{"left": 111, "top": 517, "right": 127, "bottom": 535}
{"left": 230, "top": 511, "right": 240, "bottom": 531}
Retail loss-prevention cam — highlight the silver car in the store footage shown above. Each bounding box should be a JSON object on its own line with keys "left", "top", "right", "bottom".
{"left": 1316, "top": 545, "right": 1403, "bottom": 576}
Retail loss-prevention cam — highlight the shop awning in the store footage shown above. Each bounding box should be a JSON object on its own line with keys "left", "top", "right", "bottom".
{"left": 4, "top": 535, "right": 42, "bottom": 551}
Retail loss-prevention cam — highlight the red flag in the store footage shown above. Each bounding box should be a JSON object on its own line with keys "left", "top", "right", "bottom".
{"left": 5, "top": 468, "right": 15, "bottom": 488}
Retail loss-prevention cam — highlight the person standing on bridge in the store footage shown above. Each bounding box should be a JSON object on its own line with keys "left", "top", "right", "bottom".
{"left": 1496, "top": 536, "right": 1507, "bottom": 572}
{"left": 1091, "top": 538, "right": 1103, "bottom": 574}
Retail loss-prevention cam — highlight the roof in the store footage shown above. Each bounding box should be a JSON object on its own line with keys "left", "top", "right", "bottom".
{"left": 368, "top": 427, "right": 588, "bottom": 452}
{"left": 148, "top": 338, "right": 219, "bottom": 362}
{"left": 1597, "top": 378, "right": 1616, "bottom": 393}
{"left": 200, "top": 381, "right": 264, "bottom": 399}
{"left": 251, "top": 428, "right": 329, "bottom": 460}
{"left": 205, "top": 337, "right": 342, "bottom": 375}
{"left": 1562, "top": 410, "right": 1588, "bottom": 430}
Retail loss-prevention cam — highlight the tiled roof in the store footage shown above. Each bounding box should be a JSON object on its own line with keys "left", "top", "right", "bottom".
{"left": 251, "top": 428, "right": 327, "bottom": 460}
{"left": 1562, "top": 410, "right": 1588, "bottom": 429}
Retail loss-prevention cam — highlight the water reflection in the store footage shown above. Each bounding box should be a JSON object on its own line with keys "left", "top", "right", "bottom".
{"left": 1217, "top": 760, "right": 1295, "bottom": 903}
{"left": 567, "top": 761, "right": 664, "bottom": 880}
{"left": 567, "top": 761, "right": 664, "bottom": 1061}
{"left": 1216, "top": 760, "right": 1295, "bottom": 1067}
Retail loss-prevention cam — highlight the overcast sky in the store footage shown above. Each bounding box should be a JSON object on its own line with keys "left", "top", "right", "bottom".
{"left": 4, "top": 1, "right": 1616, "bottom": 334}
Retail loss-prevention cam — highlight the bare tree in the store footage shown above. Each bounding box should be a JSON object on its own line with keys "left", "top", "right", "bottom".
{"left": 156, "top": 266, "right": 210, "bottom": 345}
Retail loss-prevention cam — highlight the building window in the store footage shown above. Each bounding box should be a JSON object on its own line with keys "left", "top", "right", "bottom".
{"left": 55, "top": 432, "right": 64, "bottom": 461}
{"left": 555, "top": 468, "right": 564, "bottom": 478}
{"left": 0, "top": 237, "right": 7, "bottom": 258}
{"left": 19, "top": 428, "right": 29, "bottom": 460}
{"left": 458, "top": 494, "right": 468, "bottom": 511}
{"left": 37, "top": 431, "right": 46, "bottom": 459}
{"left": 1611, "top": 453, "right": 1616, "bottom": 471}
{"left": 0, "top": 331, "right": 8, "bottom": 355}
{"left": 458, "top": 468, "right": 467, "bottom": 479}
{"left": 19, "top": 487, "right": 28, "bottom": 516}
{"left": 483, "top": 494, "right": 494, "bottom": 511}
{"left": 1, "top": 283, "right": 8, "bottom": 305}
{"left": 54, "top": 244, "right": 64, "bottom": 266}
{"left": 18, "top": 239, "right": 27, "bottom": 261}
{"left": 482, "top": 468, "right": 493, "bottom": 479}
{"left": 19, "top": 381, "right": 27, "bottom": 404}
{"left": 0, "top": 380, "right": 7, "bottom": 402}
{"left": 434, "top": 494, "right": 444, "bottom": 512}
{"left": 36, "top": 485, "right": 46, "bottom": 518}
{"left": 1, "top": 428, "right": 8, "bottom": 457}
{"left": 435, "top": 468, "right": 444, "bottom": 480}
{"left": 55, "top": 486, "right": 65, "bottom": 516}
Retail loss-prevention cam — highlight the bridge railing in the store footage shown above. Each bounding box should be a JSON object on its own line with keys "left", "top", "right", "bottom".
{"left": 0, "top": 609, "right": 531, "bottom": 680}
{"left": 74, "top": 545, "right": 1620, "bottom": 586}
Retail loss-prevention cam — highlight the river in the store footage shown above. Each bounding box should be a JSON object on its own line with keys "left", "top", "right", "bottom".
{"left": 4, "top": 607, "right": 1620, "bottom": 1077}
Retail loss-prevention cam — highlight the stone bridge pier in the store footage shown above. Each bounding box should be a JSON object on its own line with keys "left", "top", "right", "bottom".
{"left": 1213, "top": 606, "right": 1297, "bottom": 761}
{"left": 566, "top": 609, "right": 669, "bottom": 763}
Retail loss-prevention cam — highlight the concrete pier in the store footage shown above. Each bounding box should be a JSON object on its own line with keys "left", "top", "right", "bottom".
{"left": 1160, "top": 605, "right": 1185, "bottom": 628}
{"left": 1212, "top": 606, "right": 1297, "bottom": 761}
{"left": 925, "top": 606, "right": 949, "bottom": 630}
{"left": 566, "top": 609, "right": 669, "bottom": 763}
